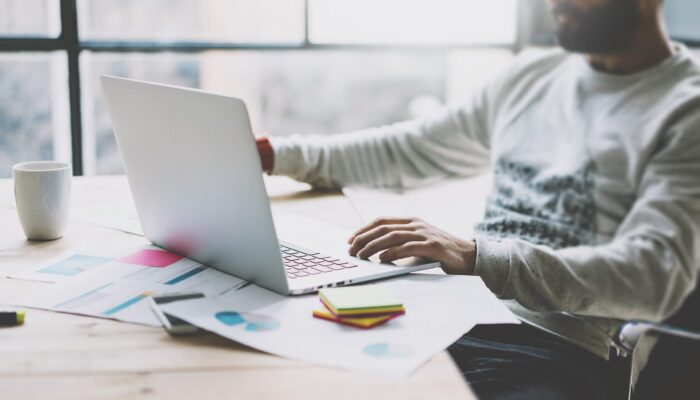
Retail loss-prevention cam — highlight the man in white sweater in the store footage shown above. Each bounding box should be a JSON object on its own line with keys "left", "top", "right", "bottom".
{"left": 256, "top": 0, "right": 700, "bottom": 398}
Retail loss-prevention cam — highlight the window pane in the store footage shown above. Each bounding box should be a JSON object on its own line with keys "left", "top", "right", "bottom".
{"left": 81, "top": 52, "right": 200, "bottom": 175}
{"left": 81, "top": 51, "right": 450, "bottom": 175}
{"left": 665, "top": 0, "right": 700, "bottom": 42}
{"left": 309, "top": 0, "right": 517, "bottom": 45}
{"left": 0, "top": 0, "right": 60, "bottom": 37}
{"left": 77, "top": 0, "right": 305, "bottom": 43}
{"left": 0, "top": 52, "right": 71, "bottom": 178}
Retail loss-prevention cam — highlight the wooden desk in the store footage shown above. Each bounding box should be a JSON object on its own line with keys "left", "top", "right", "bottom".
{"left": 0, "top": 176, "right": 474, "bottom": 400}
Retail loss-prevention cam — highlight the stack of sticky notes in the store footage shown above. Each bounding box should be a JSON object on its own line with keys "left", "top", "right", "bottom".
{"left": 312, "top": 286, "right": 405, "bottom": 329}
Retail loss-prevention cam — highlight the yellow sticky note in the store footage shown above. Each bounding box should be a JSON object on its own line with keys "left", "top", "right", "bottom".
{"left": 319, "top": 286, "right": 403, "bottom": 317}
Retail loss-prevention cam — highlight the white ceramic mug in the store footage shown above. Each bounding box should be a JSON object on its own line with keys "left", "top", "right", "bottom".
{"left": 12, "top": 161, "right": 72, "bottom": 241}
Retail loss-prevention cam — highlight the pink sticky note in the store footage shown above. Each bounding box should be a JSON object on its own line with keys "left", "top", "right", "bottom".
{"left": 119, "top": 249, "right": 182, "bottom": 268}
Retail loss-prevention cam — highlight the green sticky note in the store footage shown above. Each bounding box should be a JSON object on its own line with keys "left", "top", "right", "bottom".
{"left": 319, "top": 286, "right": 403, "bottom": 311}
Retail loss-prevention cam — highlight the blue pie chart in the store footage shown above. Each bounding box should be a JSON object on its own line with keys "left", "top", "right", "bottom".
{"left": 215, "top": 311, "right": 280, "bottom": 332}
{"left": 363, "top": 343, "right": 413, "bottom": 358}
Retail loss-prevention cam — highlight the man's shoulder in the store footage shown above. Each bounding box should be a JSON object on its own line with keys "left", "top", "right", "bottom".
{"left": 657, "top": 46, "right": 700, "bottom": 118}
{"left": 677, "top": 47, "right": 700, "bottom": 92}
{"left": 679, "top": 45, "right": 700, "bottom": 74}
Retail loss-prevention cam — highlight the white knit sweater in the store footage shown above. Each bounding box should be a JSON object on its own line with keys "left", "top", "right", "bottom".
{"left": 269, "top": 45, "right": 700, "bottom": 370}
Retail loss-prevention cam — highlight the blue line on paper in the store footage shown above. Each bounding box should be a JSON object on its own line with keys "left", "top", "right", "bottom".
{"left": 102, "top": 293, "right": 150, "bottom": 316}
{"left": 164, "top": 266, "right": 207, "bottom": 285}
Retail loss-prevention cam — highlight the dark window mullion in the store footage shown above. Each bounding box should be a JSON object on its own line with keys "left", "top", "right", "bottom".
{"left": 0, "top": 38, "right": 65, "bottom": 51}
{"left": 78, "top": 41, "right": 514, "bottom": 53}
{"left": 60, "top": 0, "right": 83, "bottom": 176}
{"left": 304, "top": 0, "right": 310, "bottom": 45}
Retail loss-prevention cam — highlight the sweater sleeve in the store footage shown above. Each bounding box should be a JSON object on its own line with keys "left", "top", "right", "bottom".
{"left": 474, "top": 117, "right": 700, "bottom": 322}
{"left": 268, "top": 86, "right": 493, "bottom": 190}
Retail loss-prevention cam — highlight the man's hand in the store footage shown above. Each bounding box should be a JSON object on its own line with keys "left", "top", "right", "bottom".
{"left": 347, "top": 217, "right": 477, "bottom": 275}
{"left": 256, "top": 136, "right": 274, "bottom": 172}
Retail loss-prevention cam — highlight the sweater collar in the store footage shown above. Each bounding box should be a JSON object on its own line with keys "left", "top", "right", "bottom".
{"left": 573, "top": 42, "right": 690, "bottom": 87}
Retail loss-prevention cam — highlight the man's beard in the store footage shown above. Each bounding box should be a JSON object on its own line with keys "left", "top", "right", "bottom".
{"left": 553, "top": 0, "right": 641, "bottom": 54}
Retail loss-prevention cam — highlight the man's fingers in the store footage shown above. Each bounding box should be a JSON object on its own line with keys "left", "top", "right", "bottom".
{"left": 347, "top": 217, "right": 414, "bottom": 244}
{"left": 349, "top": 224, "right": 417, "bottom": 256}
{"left": 379, "top": 242, "right": 432, "bottom": 263}
{"left": 355, "top": 232, "right": 424, "bottom": 259}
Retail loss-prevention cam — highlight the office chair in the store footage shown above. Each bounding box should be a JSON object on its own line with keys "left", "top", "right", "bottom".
{"left": 608, "top": 280, "right": 700, "bottom": 399}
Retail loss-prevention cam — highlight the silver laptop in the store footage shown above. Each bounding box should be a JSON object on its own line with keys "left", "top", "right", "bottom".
{"left": 100, "top": 76, "right": 440, "bottom": 295}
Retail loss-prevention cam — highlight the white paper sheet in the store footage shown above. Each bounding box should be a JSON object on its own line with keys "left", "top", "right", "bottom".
{"left": 342, "top": 175, "right": 492, "bottom": 238}
{"left": 161, "top": 274, "right": 519, "bottom": 377}
{"left": 11, "top": 245, "right": 245, "bottom": 326}
{"left": 8, "top": 244, "right": 144, "bottom": 283}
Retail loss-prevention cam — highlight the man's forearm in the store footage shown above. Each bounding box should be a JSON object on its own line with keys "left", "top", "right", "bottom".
{"left": 260, "top": 107, "right": 491, "bottom": 189}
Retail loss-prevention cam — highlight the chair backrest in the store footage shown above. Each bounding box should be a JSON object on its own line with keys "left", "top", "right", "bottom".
{"left": 666, "top": 278, "right": 700, "bottom": 330}
{"left": 633, "top": 278, "right": 700, "bottom": 399}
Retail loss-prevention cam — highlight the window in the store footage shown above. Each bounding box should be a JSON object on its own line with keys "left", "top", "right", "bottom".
{"left": 309, "top": 0, "right": 517, "bottom": 45}
{"left": 0, "top": 52, "right": 71, "bottom": 174}
{"left": 0, "top": 0, "right": 518, "bottom": 177}
{"left": 0, "top": 0, "right": 61, "bottom": 37}
{"left": 664, "top": 0, "right": 700, "bottom": 43}
{"left": 77, "top": 0, "right": 306, "bottom": 43}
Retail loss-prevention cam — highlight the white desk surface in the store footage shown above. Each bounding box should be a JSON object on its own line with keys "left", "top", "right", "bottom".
{"left": 0, "top": 175, "right": 474, "bottom": 400}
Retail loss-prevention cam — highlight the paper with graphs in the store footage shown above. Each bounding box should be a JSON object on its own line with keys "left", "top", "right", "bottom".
{"left": 11, "top": 244, "right": 245, "bottom": 326}
{"left": 8, "top": 243, "right": 145, "bottom": 283}
{"left": 161, "top": 274, "right": 519, "bottom": 377}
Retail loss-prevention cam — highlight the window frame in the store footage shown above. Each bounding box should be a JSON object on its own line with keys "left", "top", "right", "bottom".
{"left": 0, "top": 0, "right": 526, "bottom": 176}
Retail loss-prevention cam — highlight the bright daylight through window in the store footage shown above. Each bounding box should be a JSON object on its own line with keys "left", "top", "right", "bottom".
{"left": 3, "top": 0, "right": 517, "bottom": 176}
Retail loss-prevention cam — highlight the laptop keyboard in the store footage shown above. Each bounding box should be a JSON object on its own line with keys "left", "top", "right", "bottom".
{"left": 280, "top": 244, "right": 358, "bottom": 279}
